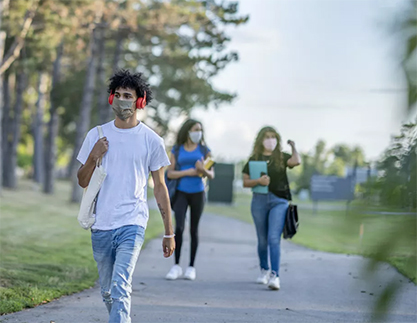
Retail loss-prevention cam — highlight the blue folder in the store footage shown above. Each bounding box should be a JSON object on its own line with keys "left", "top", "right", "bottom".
{"left": 249, "top": 161, "right": 268, "bottom": 194}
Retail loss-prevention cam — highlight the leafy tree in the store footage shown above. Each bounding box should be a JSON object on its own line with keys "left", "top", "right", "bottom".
{"left": 377, "top": 121, "right": 416, "bottom": 208}
{"left": 399, "top": 0, "right": 417, "bottom": 111}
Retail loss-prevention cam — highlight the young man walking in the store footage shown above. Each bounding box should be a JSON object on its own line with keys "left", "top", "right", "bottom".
{"left": 77, "top": 69, "right": 175, "bottom": 323}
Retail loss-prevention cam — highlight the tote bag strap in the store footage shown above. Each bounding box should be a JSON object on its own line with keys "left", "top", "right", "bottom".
{"left": 96, "top": 126, "right": 104, "bottom": 167}
{"left": 97, "top": 125, "right": 104, "bottom": 139}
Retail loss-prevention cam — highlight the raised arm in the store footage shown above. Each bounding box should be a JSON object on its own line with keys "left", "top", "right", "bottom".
{"left": 287, "top": 140, "right": 301, "bottom": 168}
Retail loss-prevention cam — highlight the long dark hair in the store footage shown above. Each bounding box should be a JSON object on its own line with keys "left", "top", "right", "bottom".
{"left": 251, "top": 126, "right": 283, "bottom": 168}
{"left": 175, "top": 119, "right": 206, "bottom": 147}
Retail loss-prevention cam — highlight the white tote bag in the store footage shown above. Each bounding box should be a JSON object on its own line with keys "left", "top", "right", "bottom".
{"left": 77, "top": 126, "right": 107, "bottom": 230}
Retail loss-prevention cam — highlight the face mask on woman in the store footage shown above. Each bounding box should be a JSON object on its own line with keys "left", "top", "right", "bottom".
{"left": 263, "top": 138, "right": 277, "bottom": 151}
{"left": 189, "top": 131, "right": 203, "bottom": 144}
{"left": 112, "top": 97, "right": 135, "bottom": 120}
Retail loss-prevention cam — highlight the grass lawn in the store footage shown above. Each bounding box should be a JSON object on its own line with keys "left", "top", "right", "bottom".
{"left": 205, "top": 193, "right": 417, "bottom": 283}
{"left": 0, "top": 180, "right": 164, "bottom": 315}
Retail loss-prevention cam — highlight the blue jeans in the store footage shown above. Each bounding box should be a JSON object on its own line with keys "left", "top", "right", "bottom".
{"left": 91, "top": 225, "right": 145, "bottom": 323}
{"left": 251, "top": 193, "right": 289, "bottom": 275}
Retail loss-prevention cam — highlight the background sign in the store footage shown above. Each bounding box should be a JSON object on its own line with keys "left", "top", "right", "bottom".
{"left": 311, "top": 175, "right": 355, "bottom": 201}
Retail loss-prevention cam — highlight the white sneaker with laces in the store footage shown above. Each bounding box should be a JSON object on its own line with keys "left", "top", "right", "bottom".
{"left": 165, "top": 265, "right": 182, "bottom": 280}
{"left": 183, "top": 266, "right": 196, "bottom": 280}
{"left": 256, "top": 269, "right": 270, "bottom": 285}
{"left": 268, "top": 273, "right": 280, "bottom": 290}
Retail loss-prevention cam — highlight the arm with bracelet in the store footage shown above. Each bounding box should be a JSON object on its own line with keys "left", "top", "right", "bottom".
{"left": 151, "top": 168, "right": 175, "bottom": 258}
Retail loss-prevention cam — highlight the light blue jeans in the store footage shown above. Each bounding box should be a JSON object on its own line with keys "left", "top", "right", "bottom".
{"left": 91, "top": 225, "right": 145, "bottom": 323}
{"left": 251, "top": 193, "right": 289, "bottom": 275}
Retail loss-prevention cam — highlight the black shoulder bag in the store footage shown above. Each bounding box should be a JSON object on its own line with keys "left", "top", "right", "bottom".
{"left": 283, "top": 202, "right": 299, "bottom": 239}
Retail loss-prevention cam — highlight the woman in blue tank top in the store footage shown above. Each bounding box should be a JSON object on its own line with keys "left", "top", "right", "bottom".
{"left": 165, "top": 119, "right": 214, "bottom": 281}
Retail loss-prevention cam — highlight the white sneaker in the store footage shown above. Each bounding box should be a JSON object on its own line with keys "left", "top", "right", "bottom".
{"left": 165, "top": 265, "right": 182, "bottom": 280}
{"left": 183, "top": 266, "right": 196, "bottom": 281}
{"left": 268, "top": 273, "right": 280, "bottom": 290}
{"left": 256, "top": 269, "right": 270, "bottom": 285}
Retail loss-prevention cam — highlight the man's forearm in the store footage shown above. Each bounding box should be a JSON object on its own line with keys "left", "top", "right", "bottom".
{"left": 154, "top": 184, "right": 174, "bottom": 235}
{"left": 77, "top": 156, "right": 98, "bottom": 188}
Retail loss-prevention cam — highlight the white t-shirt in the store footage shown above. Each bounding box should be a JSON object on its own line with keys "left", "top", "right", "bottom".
{"left": 76, "top": 120, "right": 170, "bottom": 231}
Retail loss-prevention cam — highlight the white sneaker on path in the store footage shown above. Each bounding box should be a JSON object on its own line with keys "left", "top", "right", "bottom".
{"left": 183, "top": 266, "right": 196, "bottom": 281}
{"left": 256, "top": 269, "right": 270, "bottom": 285}
{"left": 166, "top": 265, "right": 182, "bottom": 280}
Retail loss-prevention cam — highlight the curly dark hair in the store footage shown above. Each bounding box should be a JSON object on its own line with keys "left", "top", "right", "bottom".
{"left": 252, "top": 126, "right": 283, "bottom": 168}
{"left": 176, "top": 119, "right": 206, "bottom": 147}
{"left": 107, "top": 69, "right": 153, "bottom": 105}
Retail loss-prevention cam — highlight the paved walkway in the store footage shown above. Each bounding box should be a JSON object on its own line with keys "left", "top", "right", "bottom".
{"left": 1, "top": 213, "right": 416, "bottom": 323}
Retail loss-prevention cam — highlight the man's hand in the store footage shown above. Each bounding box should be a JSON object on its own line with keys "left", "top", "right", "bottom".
{"left": 258, "top": 175, "right": 270, "bottom": 186}
{"left": 163, "top": 237, "right": 175, "bottom": 258}
{"left": 287, "top": 140, "right": 296, "bottom": 148}
{"left": 77, "top": 137, "right": 109, "bottom": 188}
{"left": 90, "top": 137, "right": 109, "bottom": 161}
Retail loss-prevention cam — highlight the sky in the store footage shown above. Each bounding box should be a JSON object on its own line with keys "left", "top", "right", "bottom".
{"left": 186, "top": 0, "right": 413, "bottom": 163}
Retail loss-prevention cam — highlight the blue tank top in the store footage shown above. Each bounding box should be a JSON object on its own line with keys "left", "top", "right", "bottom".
{"left": 173, "top": 144, "right": 209, "bottom": 194}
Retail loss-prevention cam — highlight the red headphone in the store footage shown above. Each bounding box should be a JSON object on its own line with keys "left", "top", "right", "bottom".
{"left": 108, "top": 91, "right": 147, "bottom": 110}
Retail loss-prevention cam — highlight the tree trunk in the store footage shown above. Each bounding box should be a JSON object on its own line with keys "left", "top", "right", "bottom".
{"left": 0, "top": 0, "right": 40, "bottom": 75}
{"left": 2, "top": 71, "right": 11, "bottom": 187}
{"left": 3, "top": 71, "right": 26, "bottom": 189}
{"left": 44, "top": 43, "right": 63, "bottom": 194}
{"left": 0, "top": 0, "right": 6, "bottom": 194}
{"left": 32, "top": 71, "right": 47, "bottom": 184}
{"left": 0, "top": 71, "right": 2, "bottom": 192}
{"left": 113, "top": 32, "right": 124, "bottom": 73}
{"left": 96, "top": 27, "right": 110, "bottom": 124}
{"left": 0, "top": 41, "right": 5, "bottom": 193}
{"left": 70, "top": 28, "right": 99, "bottom": 203}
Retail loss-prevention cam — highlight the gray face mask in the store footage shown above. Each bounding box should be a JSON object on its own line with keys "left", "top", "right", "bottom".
{"left": 111, "top": 97, "right": 135, "bottom": 120}
{"left": 189, "top": 131, "right": 203, "bottom": 144}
